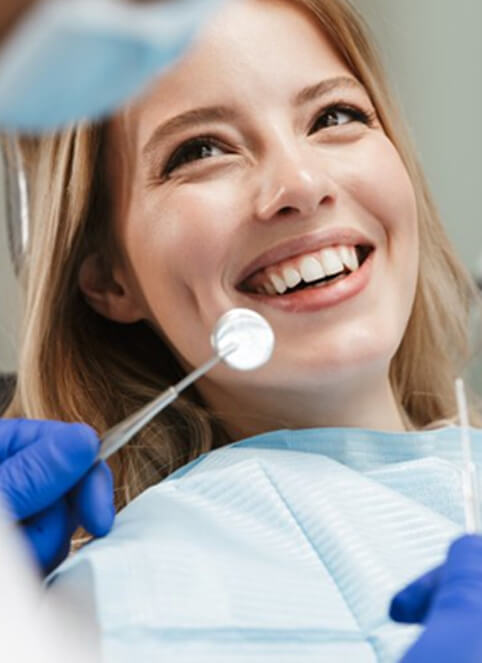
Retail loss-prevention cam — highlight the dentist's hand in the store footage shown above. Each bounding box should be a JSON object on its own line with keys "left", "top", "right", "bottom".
{"left": 390, "top": 535, "right": 482, "bottom": 663}
{"left": 0, "top": 419, "right": 114, "bottom": 574}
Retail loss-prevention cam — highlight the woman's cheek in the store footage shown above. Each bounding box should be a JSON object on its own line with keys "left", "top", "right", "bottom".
{"left": 134, "top": 187, "right": 236, "bottom": 295}
{"left": 360, "top": 138, "right": 417, "bottom": 236}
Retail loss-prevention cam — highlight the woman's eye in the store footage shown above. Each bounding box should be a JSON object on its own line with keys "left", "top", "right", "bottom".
{"left": 164, "top": 138, "right": 225, "bottom": 176}
{"left": 310, "top": 106, "right": 371, "bottom": 134}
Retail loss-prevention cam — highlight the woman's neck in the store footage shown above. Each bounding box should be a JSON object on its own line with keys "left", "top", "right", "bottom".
{"left": 199, "top": 373, "right": 407, "bottom": 442}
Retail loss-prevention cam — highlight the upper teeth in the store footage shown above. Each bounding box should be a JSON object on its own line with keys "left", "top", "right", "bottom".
{"left": 250, "top": 245, "right": 360, "bottom": 295}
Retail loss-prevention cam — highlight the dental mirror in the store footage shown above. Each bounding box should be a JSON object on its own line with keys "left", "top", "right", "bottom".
{"left": 98, "top": 308, "right": 274, "bottom": 461}
{"left": 211, "top": 307, "right": 275, "bottom": 371}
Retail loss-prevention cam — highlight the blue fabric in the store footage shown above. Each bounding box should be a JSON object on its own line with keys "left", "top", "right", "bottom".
{"left": 0, "top": 0, "right": 226, "bottom": 131}
{"left": 50, "top": 425, "right": 481, "bottom": 662}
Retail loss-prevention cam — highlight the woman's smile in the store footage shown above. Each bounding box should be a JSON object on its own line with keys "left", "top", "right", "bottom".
{"left": 234, "top": 227, "right": 375, "bottom": 313}
{"left": 238, "top": 245, "right": 375, "bottom": 313}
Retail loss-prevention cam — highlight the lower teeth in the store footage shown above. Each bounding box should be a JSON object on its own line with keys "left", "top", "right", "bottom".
{"left": 254, "top": 268, "right": 355, "bottom": 296}
{"left": 291, "top": 271, "right": 349, "bottom": 294}
{"left": 314, "top": 274, "right": 347, "bottom": 288}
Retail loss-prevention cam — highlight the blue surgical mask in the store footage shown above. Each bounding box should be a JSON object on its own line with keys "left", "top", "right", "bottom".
{"left": 0, "top": 0, "right": 227, "bottom": 131}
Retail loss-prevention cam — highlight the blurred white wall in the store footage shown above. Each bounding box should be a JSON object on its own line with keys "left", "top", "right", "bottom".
{"left": 0, "top": 0, "right": 481, "bottom": 372}
{"left": 356, "top": 0, "right": 482, "bottom": 272}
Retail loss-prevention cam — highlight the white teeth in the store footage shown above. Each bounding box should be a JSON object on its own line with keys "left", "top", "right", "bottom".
{"left": 249, "top": 244, "right": 365, "bottom": 295}
{"left": 319, "top": 247, "right": 344, "bottom": 276}
{"left": 299, "top": 256, "right": 325, "bottom": 283}
{"left": 282, "top": 266, "right": 302, "bottom": 289}
{"left": 269, "top": 273, "right": 287, "bottom": 294}
{"left": 338, "top": 245, "right": 359, "bottom": 272}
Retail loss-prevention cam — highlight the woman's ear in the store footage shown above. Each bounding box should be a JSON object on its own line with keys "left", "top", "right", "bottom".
{"left": 78, "top": 252, "right": 145, "bottom": 323}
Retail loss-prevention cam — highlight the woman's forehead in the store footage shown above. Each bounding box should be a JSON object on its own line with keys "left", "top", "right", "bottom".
{"left": 129, "top": 0, "right": 352, "bottom": 142}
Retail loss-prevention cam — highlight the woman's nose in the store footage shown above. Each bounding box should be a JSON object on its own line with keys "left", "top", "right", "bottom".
{"left": 254, "top": 143, "right": 334, "bottom": 222}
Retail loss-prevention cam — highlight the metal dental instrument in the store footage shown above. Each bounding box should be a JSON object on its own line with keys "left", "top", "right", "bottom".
{"left": 1, "top": 136, "right": 29, "bottom": 275}
{"left": 455, "top": 377, "right": 481, "bottom": 533}
{"left": 98, "top": 308, "right": 275, "bottom": 461}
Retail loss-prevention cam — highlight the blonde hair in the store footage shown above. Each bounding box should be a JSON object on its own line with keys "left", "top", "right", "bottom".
{"left": 5, "top": 0, "right": 481, "bottom": 508}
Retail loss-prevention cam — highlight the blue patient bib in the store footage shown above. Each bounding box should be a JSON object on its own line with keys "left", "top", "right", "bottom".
{"left": 50, "top": 426, "right": 481, "bottom": 662}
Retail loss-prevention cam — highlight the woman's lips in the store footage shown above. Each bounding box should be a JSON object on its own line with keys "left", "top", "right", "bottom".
{"left": 239, "top": 249, "right": 375, "bottom": 313}
{"left": 235, "top": 228, "right": 375, "bottom": 287}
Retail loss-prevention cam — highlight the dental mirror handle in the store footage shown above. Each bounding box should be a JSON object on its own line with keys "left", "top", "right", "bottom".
{"left": 97, "top": 344, "right": 235, "bottom": 462}
{"left": 455, "top": 377, "right": 482, "bottom": 533}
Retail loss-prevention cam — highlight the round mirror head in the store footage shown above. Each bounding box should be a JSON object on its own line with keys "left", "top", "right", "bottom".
{"left": 211, "top": 308, "right": 275, "bottom": 371}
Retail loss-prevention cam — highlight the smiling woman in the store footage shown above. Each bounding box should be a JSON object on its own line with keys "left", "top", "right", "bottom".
{"left": 79, "top": 0, "right": 422, "bottom": 438}
{"left": 3, "top": 0, "right": 482, "bottom": 660}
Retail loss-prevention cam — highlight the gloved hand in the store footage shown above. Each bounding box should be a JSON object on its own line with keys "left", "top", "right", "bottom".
{"left": 390, "top": 534, "right": 482, "bottom": 663}
{"left": 0, "top": 419, "right": 114, "bottom": 575}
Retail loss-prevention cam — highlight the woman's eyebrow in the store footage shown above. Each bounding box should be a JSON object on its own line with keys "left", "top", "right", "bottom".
{"left": 293, "top": 75, "right": 364, "bottom": 106}
{"left": 142, "top": 106, "right": 239, "bottom": 164}
{"left": 142, "top": 75, "right": 364, "bottom": 164}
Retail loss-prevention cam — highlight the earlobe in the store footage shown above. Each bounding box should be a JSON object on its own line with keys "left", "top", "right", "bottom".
{"left": 78, "top": 253, "right": 145, "bottom": 324}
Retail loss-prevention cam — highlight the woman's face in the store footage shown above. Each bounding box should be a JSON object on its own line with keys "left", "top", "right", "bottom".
{"left": 104, "top": 0, "right": 418, "bottom": 424}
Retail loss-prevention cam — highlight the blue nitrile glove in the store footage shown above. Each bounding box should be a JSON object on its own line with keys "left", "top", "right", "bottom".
{"left": 0, "top": 419, "right": 114, "bottom": 575}
{"left": 390, "top": 535, "right": 482, "bottom": 663}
